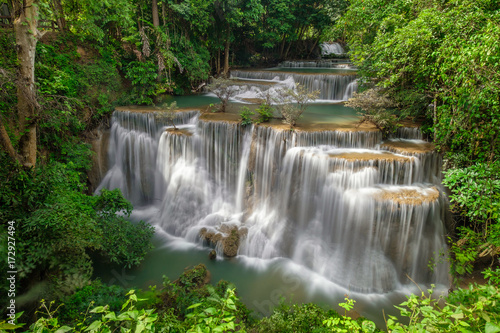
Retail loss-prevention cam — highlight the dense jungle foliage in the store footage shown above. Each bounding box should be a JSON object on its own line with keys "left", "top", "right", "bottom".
{"left": 0, "top": 0, "right": 499, "bottom": 331}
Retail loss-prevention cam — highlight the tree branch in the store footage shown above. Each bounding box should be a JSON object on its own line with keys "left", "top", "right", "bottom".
{"left": 0, "top": 121, "right": 20, "bottom": 163}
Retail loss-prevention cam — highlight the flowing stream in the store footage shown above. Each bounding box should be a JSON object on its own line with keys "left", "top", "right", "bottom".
{"left": 95, "top": 66, "right": 449, "bottom": 324}
{"left": 230, "top": 68, "right": 357, "bottom": 102}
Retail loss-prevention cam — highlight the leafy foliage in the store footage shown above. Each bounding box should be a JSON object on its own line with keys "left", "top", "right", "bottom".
{"left": 34, "top": 36, "right": 124, "bottom": 143}
{"left": 259, "top": 301, "right": 349, "bottom": 333}
{"left": 57, "top": 280, "right": 128, "bottom": 327}
{"left": 323, "top": 296, "right": 377, "bottom": 333}
{"left": 345, "top": 88, "right": 399, "bottom": 138}
{"left": 443, "top": 162, "right": 500, "bottom": 275}
{"left": 341, "top": 0, "right": 500, "bottom": 164}
{"left": 26, "top": 290, "right": 158, "bottom": 333}
{"left": 184, "top": 288, "right": 243, "bottom": 332}
{"left": 11, "top": 268, "right": 500, "bottom": 333}
{"left": 387, "top": 283, "right": 500, "bottom": 333}
{"left": 254, "top": 103, "right": 273, "bottom": 124}
{"left": 124, "top": 61, "right": 163, "bottom": 105}
{"left": 239, "top": 106, "right": 254, "bottom": 126}
{"left": 444, "top": 162, "right": 500, "bottom": 230}
{"left": 0, "top": 146, "right": 153, "bottom": 304}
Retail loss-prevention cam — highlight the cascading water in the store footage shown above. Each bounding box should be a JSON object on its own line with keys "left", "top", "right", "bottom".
{"left": 97, "top": 108, "right": 449, "bottom": 295}
{"left": 96, "top": 110, "right": 198, "bottom": 206}
{"left": 279, "top": 60, "right": 353, "bottom": 68}
{"left": 397, "top": 127, "right": 424, "bottom": 140}
{"left": 321, "top": 42, "right": 345, "bottom": 56}
{"left": 230, "top": 70, "right": 357, "bottom": 101}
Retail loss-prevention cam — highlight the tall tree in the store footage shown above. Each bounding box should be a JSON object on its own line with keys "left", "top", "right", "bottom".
{"left": 152, "top": 0, "right": 159, "bottom": 27}
{"left": 1, "top": 0, "right": 44, "bottom": 167}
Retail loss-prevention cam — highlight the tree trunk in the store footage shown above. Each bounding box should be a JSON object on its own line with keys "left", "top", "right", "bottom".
{"left": 12, "top": 0, "right": 43, "bottom": 168}
{"left": 223, "top": 28, "right": 230, "bottom": 78}
{"left": 279, "top": 35, "right": 287, "bottom": 59}
{"left": 152, "top": 0, "right": 159, "bottom": 27}
{"left": 0, "top": 122, "right": 18, "bottom": 161}
{"left": 284, "top": 40, "right": 293, "bottom": 59}
{"left": 161, "top": 2, "right": 166, "bottom": 26}
{"left": 52, "top": 0, "right": 66, "bottom": 32}
{"left": 216, "top": 49, "right": 220, "bottom": 75}
{"left": 307, "top": 36, "right": 320, "bottom": 58}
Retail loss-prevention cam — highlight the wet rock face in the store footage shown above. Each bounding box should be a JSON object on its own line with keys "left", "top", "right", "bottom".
{"left": 87, "top": 125, "right": 110, "bottom": 193}
{"left": 222, "top": 229, "right": 240, "bottom": 257}
{"left": 209, "top": 249, "right": 217, "bottom": 260}
{"left": 200, "top": 225, "right": 248, "bottom": 257}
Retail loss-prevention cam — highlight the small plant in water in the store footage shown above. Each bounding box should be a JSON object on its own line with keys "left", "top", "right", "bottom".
{"left": 239, "top": 106, "right": 254, "bottom": 126}
{"left": 255, "top": 103, "right": 273, "bottom": 124}
{"left": 156, "top": 101, "right": 179, "bottom": 130}
{"left": 274, "top": 83, "right": 319, "bottom": 127}
{"left": 206, "top": 77, "right": 238, "bottom": 112}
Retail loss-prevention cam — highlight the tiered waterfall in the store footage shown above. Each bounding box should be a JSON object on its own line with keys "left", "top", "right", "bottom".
{"left": 97, "top": 109, "right": 449, "bottom": 293}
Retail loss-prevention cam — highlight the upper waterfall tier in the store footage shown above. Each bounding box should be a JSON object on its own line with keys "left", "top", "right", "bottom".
{"left": 97, "top": 109, "right": 448, "bottom": 293}
{"left": 230, "top": 70, "right": 357, "bottom": 101}
{"left": 320, "top": 42, "right": 345, "bottom": 56}
{"left": 279, "top": 60, "right": 354, "bottom": 69}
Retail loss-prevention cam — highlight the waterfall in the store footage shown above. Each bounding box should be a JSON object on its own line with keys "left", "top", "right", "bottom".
{"left": 230, "top": 70, "right": 357, "bottom": 101}
{"left": 321, "top": 42, "right": 345, "bottom": 56}
{"left": 98, "top": 109, "right": 448, "bottom": 294}
{"left": 397, "top": 127, "right": 424, "bottom": 140}
{"left": 279, "top": 60, "right": 353, "bottom": 68}
{"left": 343, "top": 80, "right": 358, "bottom": 100}
{"left": 96, "top": 110, "right": 199, "bottom": 206}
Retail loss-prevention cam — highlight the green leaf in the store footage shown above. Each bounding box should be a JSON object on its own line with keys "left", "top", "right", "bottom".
{"left": 135, "top": 321, "right": 145, "bottom": 333}
{"left": 0, "top": 323, "right": 22, "bottom": 330}
{"left": 486, "top": 322, "right": 500, "bottom": 333}
{"left": 204, "top": 307, "right": 217, "bottom": 315}
{"left": 104, "top": 312, "right": 117, "bottom": 320}
{"left": 90, "top": 306, "right": 106, "bottom": 313}
{"left": 85, "top": 320, "right": 102, "bottom": 331}
{"left": 187, "top": 303, "right": 203, "bottom": 310}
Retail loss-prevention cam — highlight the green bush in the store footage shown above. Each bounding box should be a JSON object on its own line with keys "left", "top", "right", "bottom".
{"left": 387, "top": 283, "right": 500, "bottom": 333}
{"left": 255, "top": 104, "right": 273, "bottom": 124}
{"left": 258, "top": 302, "right": 339, "bottom": 333}
{"left": 0, "top": 155, "right": 154, "bottom": 299}
{"left": 240, "top": 107, "right": 255, "bottom": 126}
{"left": 125, "top": 60, "right": 163, "bottom": 105}
{"left": 443, "top": 161, "right": 500, "bottom": 275}
{"left": 58, "top": 280, "right": 127, "bottom": 326}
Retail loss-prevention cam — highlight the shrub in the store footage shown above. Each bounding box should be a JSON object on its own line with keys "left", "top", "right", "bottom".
{"left": 239, "top": 107, "right": 255, "bottom": 126}
{"left": 206, "top": 77, "right": 238, "bottom": 112}
{"left": 274, "top": 83, "right": 319, "bottom": 127}
{"left": 345, "top": 88, "right": 399, "bottom": 138}
{"left": 255, "top": 104, "right": 273, "bottom": 123}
